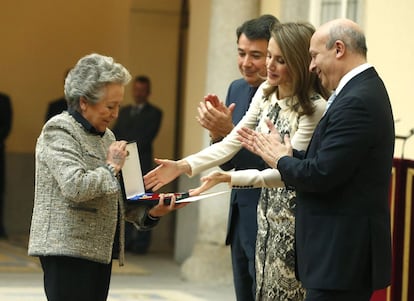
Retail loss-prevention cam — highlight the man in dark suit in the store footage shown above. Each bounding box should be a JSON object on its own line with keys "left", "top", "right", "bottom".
{"left": 45, "top": 97, "right": 67, "bottom": 122}
{"left": 112, "top": 75, "right": 162, "bottom": 254}
{"left": 0, "top": 92, "right": 12, "bottom": 238}
{"left": 239, "top": 18, "right": 394, "bottom": 301}
{"left": 45, "top": 69, "right": 71, "bottom": 122}
{"left": 197, "top": 15, "right": 278, "bottom": 301}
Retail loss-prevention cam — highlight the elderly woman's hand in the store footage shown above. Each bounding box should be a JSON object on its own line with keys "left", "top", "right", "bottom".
{"left": 106, "top": 140, "right": 128, "bottom": 174}
{"left": 148, "top": 194, "right": 188, "bottom": 218}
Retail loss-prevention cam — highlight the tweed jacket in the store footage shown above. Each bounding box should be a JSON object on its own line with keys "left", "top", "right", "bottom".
{"left": 28, "top": 112, "right": 155, "bottom": 265}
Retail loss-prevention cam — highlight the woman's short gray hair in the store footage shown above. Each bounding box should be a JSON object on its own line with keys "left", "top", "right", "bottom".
{"left": 64, "top": 53, "right": 132, "bottom": 110}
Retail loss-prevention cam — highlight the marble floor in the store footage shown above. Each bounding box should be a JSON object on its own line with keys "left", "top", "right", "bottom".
{"left": 0, "top": 238, "right": 235, "bottom": 301}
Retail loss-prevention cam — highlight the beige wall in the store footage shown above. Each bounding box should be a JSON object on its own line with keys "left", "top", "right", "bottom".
{"left": 260, "top": 0, "right": 281, "bottom": 15}
{"left": 364, "top": 0, "right": 414, "bottom": 159}
{"left": 1, "top": 0, "right": 131, "bottom": 153}
{"left": 180, "top": 0, "right": 211, "bottom": 157}
{"left": 128, "top": 0, "right": 181, "bottom": 163}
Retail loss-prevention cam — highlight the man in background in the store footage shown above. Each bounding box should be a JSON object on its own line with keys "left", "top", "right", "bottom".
{"left": 45, "top": 69, "right": 72, "bottom": 122}
{"left": 113, "top": 75, "right": 162, "bottom": 254}
{"left": 0, "top": 92, "right": 12, "bottom": 238}
{"left": 196, "top": 15, "right": 278, "bottom": 300}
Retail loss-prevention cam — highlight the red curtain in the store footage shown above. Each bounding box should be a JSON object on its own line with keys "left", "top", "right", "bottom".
{"left": 371, "top": 158, "right": 414, "bottom": 301}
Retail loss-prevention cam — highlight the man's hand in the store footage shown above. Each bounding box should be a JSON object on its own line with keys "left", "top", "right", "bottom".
{"left": 196, "top": 94, "right": 236, "bottom": 140}
{"left": 237, "top": 119, "right": 292, "bottom": 168}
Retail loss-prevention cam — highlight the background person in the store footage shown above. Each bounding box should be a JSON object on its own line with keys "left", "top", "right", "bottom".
{"left": 238, "top": 19, "right": 394, "bottom": 301}
{"left": 112, "top": 75, "right": 162, "bottom": 254}
{"left": 145, "top": 22, "right": 329, "bottom": 301}
{"left": 28, "top": 53, "right": 185, "bottom": 301}
{"left": 0, "top": 92, "right": 12, "bottom": 239}
{"left": 44, "top": 69, "right": 71, "bottom": 122}
{"left": 196, "top": 14, "right": 278, "bottom": 301}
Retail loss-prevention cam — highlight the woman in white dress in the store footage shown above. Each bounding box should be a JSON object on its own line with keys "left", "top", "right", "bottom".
{"left": 145, "top": 22, "right": 330, "bottom": 300}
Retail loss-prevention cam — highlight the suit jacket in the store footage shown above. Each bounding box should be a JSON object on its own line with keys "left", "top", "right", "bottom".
{"left": 277, "top": 67, "right": 394, "bottom": 290}
{"left": 0, "top": 93, "right": 12, "bottom": 194}
{"left": 45, "top": 97, "right": 67, "bottom": 122}
{"left": 0, "top": 93, "right": 12, "bottom": 145}
{"left": 221, "top": 79, "right": 266, "bottom": 245}
{"left": 113, "top": 103, "right": 162, "bottom": 174}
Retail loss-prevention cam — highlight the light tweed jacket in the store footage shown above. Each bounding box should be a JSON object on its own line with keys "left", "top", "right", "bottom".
{"left": 28, "top": 112, "right": 155, "bottom": 265}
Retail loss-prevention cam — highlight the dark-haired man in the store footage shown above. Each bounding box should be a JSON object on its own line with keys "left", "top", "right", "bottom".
{"left": 196, "top": 15, "right": 279, "bottom": 301}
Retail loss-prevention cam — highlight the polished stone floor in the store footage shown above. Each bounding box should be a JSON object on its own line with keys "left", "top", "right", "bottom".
{"left": 0, "top": 238, "right": 235, "bottom": 301}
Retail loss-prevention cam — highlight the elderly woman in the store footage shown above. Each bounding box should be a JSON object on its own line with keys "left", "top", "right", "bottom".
{"left": 28, "top": 53, "right": 184, "bottom": 301}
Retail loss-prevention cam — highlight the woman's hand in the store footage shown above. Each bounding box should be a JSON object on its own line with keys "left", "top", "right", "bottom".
{"left": 106, "top": 140, "right": 128, "bottom": 173}
{"left": 189, "top": 171, "right": 231, "bottom": 196}
{"left": 144, "top": 159, "right": 191, "bottom": 191}
{"left": 237, "top": 119, "right": 292, "bottom": 168}
{"left": 148, "top": 194, "right": 188, "bottom": 217}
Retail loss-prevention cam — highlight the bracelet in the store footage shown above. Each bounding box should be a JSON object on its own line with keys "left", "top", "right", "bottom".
{"left": 106, "top": 163, "right": 117, "bottom": 177}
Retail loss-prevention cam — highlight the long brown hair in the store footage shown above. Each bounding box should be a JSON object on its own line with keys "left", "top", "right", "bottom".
{"left": 263, "top": 22, "right": 329, "bottom": 115}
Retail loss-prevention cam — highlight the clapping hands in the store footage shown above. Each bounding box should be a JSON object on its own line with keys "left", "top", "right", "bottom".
{"left": 237, "top": 119, "right": 293, "bottom": 168}
{"left": 196, "top": 94, "right": 236, "bottom": 140}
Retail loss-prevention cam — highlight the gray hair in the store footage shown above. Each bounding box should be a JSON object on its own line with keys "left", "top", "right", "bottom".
{"left": 326, "top": 24, "right": 367, "bottom": 58}
{"left": 64, "top": 53, "right": 131, "bottom": 110}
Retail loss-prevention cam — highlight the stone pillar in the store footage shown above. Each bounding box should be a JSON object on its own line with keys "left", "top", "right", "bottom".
{"left": 180, "top": 0, "right": 260, "bottom": 283}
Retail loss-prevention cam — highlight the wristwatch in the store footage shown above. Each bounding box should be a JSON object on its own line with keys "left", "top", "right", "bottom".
{"left": 106, "top": 163, "right": 118, "bottom": 177}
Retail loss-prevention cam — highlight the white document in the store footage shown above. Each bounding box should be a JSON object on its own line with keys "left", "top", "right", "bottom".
{"left": 175, "top": 190, "right": 229, "bottom": 203}
{"left": 123, "top": 142, "right": 145, "bottom": 199}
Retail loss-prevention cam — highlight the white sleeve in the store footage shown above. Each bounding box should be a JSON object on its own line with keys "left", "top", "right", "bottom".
{"left": 229, "top": 96, "right": 326, "bottom": 188}
{"left": 230, "top": 168, "right": 284, "bottom": 188}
